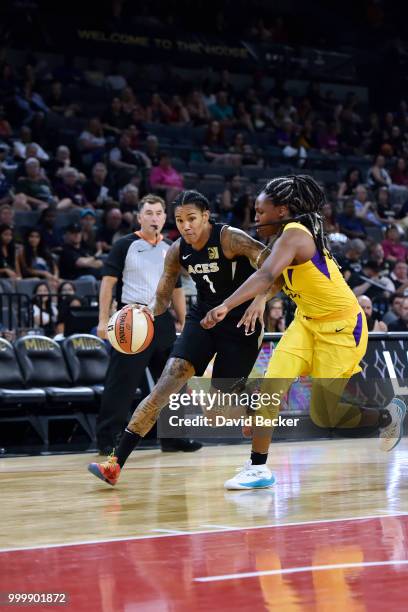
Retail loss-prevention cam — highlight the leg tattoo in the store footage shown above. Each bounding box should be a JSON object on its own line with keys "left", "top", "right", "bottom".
{"left": 127, "top": 358, "right": 195, "bottom": 436}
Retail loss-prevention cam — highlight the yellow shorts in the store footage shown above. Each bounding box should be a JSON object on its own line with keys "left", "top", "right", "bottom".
{"left": 265, "top": 307, "right": 368, "bottom": 379}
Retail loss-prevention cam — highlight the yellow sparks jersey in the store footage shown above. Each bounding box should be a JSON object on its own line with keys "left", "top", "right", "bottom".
{"left": 281, "top": 222, "right": 359, "bottom": 319}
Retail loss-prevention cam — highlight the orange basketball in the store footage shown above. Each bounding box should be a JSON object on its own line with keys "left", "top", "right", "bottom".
{"left": 107, "top": 305, "right": 154, "bottom": 354}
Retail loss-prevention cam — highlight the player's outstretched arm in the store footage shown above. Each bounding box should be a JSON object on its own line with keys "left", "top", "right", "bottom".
{"left": 201, "top": 231, "right": 299, "bottom": 328}
{"left": 149, "top": 241, "right": 182, "bottom": 316}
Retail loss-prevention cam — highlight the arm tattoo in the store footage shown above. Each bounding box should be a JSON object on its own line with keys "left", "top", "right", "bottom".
{"left": 222, "top": 226, "right": 271, "bottom": 269}
{"left": 255, "top": 246, "right": 271, "bottom": 269}
{"left": 150, "top": 241, "right": 182, "bottom": 315}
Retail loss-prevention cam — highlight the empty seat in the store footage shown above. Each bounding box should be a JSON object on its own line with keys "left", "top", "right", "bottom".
{"left": 0, "top": 279, "right": 15, "bottom": 294}
{"left": 62, "top": 334, "right": 109, "bottom": 395}
{"left": 265, "top": 146, "right": 284, "bottom": 157}
{"left": 171, "top": 158, "right": 188, "bottom": 172}
{"left": 254, "top": 132, "right": 272, "bottom": 147}
{"left": 182, "top": 173, "right": 200, "bottom": 190}
{"left": 200, "top": 180, "right": 226, "bottom": 198}
{"left": 73, "top": 278, "right": 99, "bottom": 298}
{"left": 54, "top": 210, "right": 81, "bottom": 229}
{"left": 63, "top": 333, "right": 142, "bottom": 400}
{"left": 313, "top": 170, "right": 339, "bottom": 185}
{"left": 15, "top": 278, "right": 43, "bottom": 296}
{"left": 191, "top": 126, "right": 206, "bottom": 145}
{"left": 203, "top": 174, "right": 225, "bottom": 182}
{"left": 189, "top": 161, "right": 212, "bottom": 175}
{"left": 366, "top": 227, "right": 384, "bottom": 242}
{"left": 14, "top": 211, "right": 41, "bottom": 229}
{"left": 265, "top": 167, "right": 291, "bottom": 179}
{"left": 15, "top": 335, "right": 94, "bottom": 402}
{"left": 0, "top": 337, "right": 47, "bottom": 447}
{"left": 241, "top": 167, "right": 268, "bottom": 180}
{"left": 189, "top": 163, "right": 236, "bottom": 178}
{"left": 45, "top": 112, "right": 68, "bottom": 132}
{"left": 169, "top": 144, "right": 194, "bottom": 159}
{"left": 305, "top": 149, "right": 326, "bottom": 161}
{"left": 0, "top": 337, "right": 46, "bottom": 405}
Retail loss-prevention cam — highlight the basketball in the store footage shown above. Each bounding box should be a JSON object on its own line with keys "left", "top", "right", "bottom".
{"left": 107, "top": 305, "right": 154, "bottom": 354}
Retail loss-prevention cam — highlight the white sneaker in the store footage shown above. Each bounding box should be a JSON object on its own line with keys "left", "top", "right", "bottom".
{"left": 379, "top": 398, "right": 407, "bottom": 452}
{"left": 224, "top": 460, "right": 276, "bottom": 490}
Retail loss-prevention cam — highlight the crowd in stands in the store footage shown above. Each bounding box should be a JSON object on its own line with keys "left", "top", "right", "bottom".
{"left": 2, "top": 54, "right": 408, "bottom": 337}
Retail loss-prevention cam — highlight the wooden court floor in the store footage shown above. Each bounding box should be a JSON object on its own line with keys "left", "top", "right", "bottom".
{"left": 1, "top": 439, "right": 408, "bottom": 610}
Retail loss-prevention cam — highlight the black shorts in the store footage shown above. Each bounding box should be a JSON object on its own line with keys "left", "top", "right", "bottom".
{"left": 170, "top": 307, "right": 263, "bottom": 390}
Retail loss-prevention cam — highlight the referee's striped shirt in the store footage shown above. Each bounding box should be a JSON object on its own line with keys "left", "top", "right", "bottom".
{"left": 103, "top": 232, "right": 180, "bottom": 307}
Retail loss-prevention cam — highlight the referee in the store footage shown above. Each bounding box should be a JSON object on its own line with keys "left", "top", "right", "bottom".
{"left": 96, "top": 194, "right": 202, "bottom": 454}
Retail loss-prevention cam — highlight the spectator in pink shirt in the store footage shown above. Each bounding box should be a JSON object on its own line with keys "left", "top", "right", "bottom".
{"left": 149, "top": 153, "right": 184, "bottom": 208}
{"left": 382, "top": 226, "right": 408, "bottom": 262}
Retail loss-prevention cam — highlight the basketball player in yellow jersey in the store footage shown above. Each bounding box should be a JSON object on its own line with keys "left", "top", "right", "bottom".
{"left": 202, "top": 175, "right": 406, "bottom": 489}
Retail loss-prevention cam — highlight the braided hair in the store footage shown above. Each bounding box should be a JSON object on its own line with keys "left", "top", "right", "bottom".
{"left": 262, "top": 174, "right": 331, "bottom": 257}
{"left": 172, "top": 190, "right": 210, "bottom": 212}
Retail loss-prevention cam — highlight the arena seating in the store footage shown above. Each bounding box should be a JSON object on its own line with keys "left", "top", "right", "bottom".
{"left": 0, "top": 334, "right": 146, "bottom": 452}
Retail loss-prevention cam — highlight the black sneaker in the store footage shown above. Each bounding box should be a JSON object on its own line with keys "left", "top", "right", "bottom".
{"left": 160, "top": 439, "right": 203, "bottom": 452}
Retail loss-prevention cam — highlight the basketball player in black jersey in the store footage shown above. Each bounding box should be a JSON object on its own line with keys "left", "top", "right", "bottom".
{"left": 88, "top": 190, "right": 278, "bottom": 488}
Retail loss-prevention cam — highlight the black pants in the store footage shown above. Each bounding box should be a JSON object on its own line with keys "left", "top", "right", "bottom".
{"left": 96, "top": 311, "right": 176, "bottom": 449}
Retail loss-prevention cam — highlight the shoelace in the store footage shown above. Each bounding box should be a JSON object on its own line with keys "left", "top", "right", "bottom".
{"left": 101, "top": 452, "right": 118, "bottom": 472}
{"left": 236, "top": 460, "right": 266, "bottom": 477}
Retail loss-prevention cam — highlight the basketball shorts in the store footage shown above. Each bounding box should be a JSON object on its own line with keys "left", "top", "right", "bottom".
{"left": 266, "top": 307, "right": 368, "bottom": 379}
{"left": 170, "top": 307, "right": 263, "bottom": 390}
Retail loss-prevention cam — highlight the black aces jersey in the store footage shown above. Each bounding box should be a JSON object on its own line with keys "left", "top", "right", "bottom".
{"left": 179, "top": 223, "right": 255, "bottom": 316}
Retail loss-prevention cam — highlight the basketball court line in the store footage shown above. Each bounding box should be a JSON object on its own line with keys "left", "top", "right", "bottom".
{"left": 151, "top": 529, "right": 191, "bottom": 534}
{"left": 1, "top": 511, "right": 407, "bottom": 554}
{"left": 199, "top": 523, "right": 235, "bottom": 529}
{"left": 195, "top": 559, "right": 408, "bottom": 582}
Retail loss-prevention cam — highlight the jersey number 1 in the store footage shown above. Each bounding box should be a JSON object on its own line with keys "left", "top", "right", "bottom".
{"left": 203, "top": 274, "right": 216, "bottom": 293}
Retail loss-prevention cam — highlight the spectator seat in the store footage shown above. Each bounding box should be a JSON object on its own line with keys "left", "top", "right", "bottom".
{"left": 62, "top": 334, "right": 109, "bottom": 395}
{"left": 15, "top": 335, "right": 94, "bottom": 403}
{"left": 0, "top": 337, "right": 47, "bottom": 446}
{"left": 0, "top": 337, "right": 46, "bottom": 405}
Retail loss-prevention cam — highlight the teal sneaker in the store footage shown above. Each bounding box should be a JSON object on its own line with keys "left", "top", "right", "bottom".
{"left": 224, "top": 460, "right": 276, "bottom": 490}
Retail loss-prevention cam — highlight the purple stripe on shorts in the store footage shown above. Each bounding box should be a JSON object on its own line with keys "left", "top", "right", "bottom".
{"left": 311, "top": 251, "right": 331, "bottom": 280}
{"left": 287, "top": 268, "right": 293, "bottom": 285}
{"left": 352, "top": 312, "right": 363, "bottom": 346}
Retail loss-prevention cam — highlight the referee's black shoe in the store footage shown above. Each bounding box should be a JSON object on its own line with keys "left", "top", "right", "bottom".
{"left": 160, "top": 438, "right": 203, "bottom": 452}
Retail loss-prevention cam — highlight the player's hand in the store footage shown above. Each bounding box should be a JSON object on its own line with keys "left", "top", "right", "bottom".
{"left": 200, "top": 304, "right": 228, "bottom": 329}
{"left": 237, "top": 297, "right": 265, "bottom": 335}
{"left": 132, "top": 304, "right": 155, "bottom": 322}
{"left": 97, "top": 321, "right": 108, "bottom": 339}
